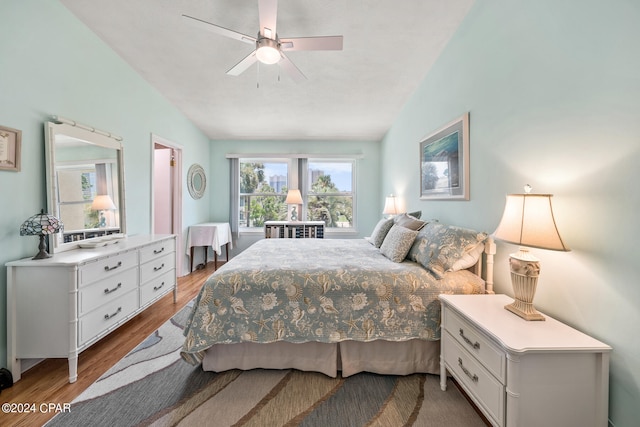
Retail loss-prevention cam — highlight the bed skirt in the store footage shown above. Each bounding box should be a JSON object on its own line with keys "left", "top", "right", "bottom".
{"left": 202, "top": 339, "right": 441, "bottom": 378}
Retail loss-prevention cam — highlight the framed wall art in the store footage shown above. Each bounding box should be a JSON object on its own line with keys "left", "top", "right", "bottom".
{"left": 420, "top": 112, "right": 469, "bottom": 200}
{"left": 0, "top": 125, "right": 22, "bottom": 172}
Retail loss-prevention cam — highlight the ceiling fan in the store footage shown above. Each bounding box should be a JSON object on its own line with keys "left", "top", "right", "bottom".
{"left": 182, "top": 0, "right": 343, "bottom": 82}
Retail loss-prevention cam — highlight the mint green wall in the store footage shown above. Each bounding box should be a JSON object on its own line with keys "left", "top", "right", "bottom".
{"left": 208, "top": 139, "right": 381, "bottom": 253}
{"left": 0, "top": 1, "right": 211, "bottom": 369}
{"left": 381, "top": 1, "right": 639, "bottom": 425}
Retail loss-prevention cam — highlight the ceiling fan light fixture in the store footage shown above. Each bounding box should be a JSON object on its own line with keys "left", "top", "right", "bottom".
{"left": 256, "top": 38, "right": 281, "bottom": 64}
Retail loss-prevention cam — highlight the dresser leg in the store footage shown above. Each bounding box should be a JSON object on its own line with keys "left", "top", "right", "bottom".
{"left": 68, "top": 355, "right": 78, "bottom": 383}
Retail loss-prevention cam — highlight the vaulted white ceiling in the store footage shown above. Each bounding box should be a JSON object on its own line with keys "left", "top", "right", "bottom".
{"left": 60, "top": 0, "right": 474, "bottom": 141}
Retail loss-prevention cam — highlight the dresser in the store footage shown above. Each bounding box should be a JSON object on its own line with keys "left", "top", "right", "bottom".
{"left": 440, "top": 294, "right": 611, "bottom": 427}
{"left": 264, "top": 221, "right": 325, "bottom": 238}
{"left": 6, "top": 234, "right": 177, "bottom": 383}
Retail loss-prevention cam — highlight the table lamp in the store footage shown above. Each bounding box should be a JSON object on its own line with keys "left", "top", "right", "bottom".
{"left": 285, "top": 189, "right": 303, "bottom": 221}
{"left": 92, "top": 194, "right": 116, "bottom": 227}
{"left": 20, "top": 209, "right": 64, "bottom": 259}
{"left": 493, "top": 186, "right": 570, "bottom": 321}
{"left": 382, "top": 194, "right": 398, "bottom": 218}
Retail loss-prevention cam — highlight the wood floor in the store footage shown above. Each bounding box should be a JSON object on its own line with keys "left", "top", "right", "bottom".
{"left": 1, "top": 262, "right": 217, "bottom": 427}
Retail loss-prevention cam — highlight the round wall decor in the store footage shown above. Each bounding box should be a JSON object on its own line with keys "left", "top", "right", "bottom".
{"left": 187, "top": 163, "right": 206, "bottom": 199}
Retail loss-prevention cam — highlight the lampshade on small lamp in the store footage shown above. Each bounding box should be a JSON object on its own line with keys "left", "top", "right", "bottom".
{"left": 92, "top": 195, "right": 116, "bottom": 228}
{"left": 20, "top": 209, "right": 64, "bottom": 260}
{"left": 285, "top": 189, "right": 303, "bottom": 221}
{"left": 382, "top": 194, "right": 398, "bottom": 217}
{"left": 493, "top": 186, "right": 570, "bottom": 321}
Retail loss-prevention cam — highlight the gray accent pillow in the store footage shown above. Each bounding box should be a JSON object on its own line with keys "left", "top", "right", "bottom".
{"left": 369, "top": 218, "right": 394, "bottom": 248}
{"left": 407, "top": 222, "right": 488, "bottom": 278}
{"left": 380, "top": 225, "right": 419, "bottom": 262}
{"left": 407, "top": 210, "right": 422, "bottom": 219}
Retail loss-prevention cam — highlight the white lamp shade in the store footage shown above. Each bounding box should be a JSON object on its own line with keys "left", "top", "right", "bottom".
{"left": 494, "top": 194, "right": 569, "bottom": 252}
{"left": 285, "top": 189, "right": 303, "bottom": 205}
{"left": 92, "top": 194, "right": 116, "bottom": 211}
{"left": 382, "top": 195, "right": 398, "bottom": 215}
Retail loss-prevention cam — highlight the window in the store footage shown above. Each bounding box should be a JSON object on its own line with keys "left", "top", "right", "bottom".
{"left": 236, "top": 157, "right": 356, "bottom": 232}
{"left": 239, "top": 160, "right": 289, "bottom": 228}
{"left": 306, "top": 160, "right": 354, "bottom": 228}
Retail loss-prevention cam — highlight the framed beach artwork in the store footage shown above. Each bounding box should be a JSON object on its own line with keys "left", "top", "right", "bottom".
{"left": 419, "top": 113, "right": 469, "bottom": 200}
{"left": 0, "top": 125, "right": 22, "bottom": 172}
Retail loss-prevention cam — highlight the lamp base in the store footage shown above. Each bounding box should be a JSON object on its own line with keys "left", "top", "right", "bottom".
{"left": 505, "top": 249, "right": 545, "bottom": 321}
{"left": 290, "top": 206, "right": 298, "bottom": 222}
{"left": 32, "top": 235, "right": 51, "bottom": 260}
{"left": 505, "top": 300, "right": 545, "bottom": 321}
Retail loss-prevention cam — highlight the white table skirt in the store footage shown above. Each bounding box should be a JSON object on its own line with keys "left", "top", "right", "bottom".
{"left": 186, "top": 222, "right": 233, "bottom": 256}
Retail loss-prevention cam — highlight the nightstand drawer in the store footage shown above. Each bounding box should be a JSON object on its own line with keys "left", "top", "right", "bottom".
{"left": 444, "top": 332, "right": 505, "bottom": 426}
{"left": 444, "top": 307, "right": 505, "bottom": 382}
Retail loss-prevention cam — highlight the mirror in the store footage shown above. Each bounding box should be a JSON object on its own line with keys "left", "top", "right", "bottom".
{"left": 45, "top": 119, "right": 126, "bottom": 253}
{"left": 187, "top": 163, "right": 206, "bottom": 199}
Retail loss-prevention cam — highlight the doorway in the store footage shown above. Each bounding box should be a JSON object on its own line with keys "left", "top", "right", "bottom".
{"left": 152, "top": 135, "right": 183, "bottom": 275}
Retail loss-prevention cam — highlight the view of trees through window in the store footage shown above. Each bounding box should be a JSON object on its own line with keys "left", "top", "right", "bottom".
{"left": 239, "top": 159, "right": 354, "bottom": 229}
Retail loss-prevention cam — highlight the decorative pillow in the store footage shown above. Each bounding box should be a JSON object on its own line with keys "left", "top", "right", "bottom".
{"left": 407, "top": 223, "right": 487, "bottom": 278}
{"left": 407, "top": 210, "right": 422, "bottom": 219}
{"left": 368, "top": 218, "right": 394, "bottom": 248}
{"left": 380, "top": 225, "right": 419, "bottom": 263}
{"left": 394, "top": 213, "right": 427, "bottom": 231}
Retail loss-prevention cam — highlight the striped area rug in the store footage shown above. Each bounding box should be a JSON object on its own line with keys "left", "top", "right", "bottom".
{"left": 47, "top": 302, "right": 485, "bottom": 427}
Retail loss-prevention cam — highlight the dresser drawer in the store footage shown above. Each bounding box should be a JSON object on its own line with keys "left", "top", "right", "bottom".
{"left": 443, "top": 307, "right": 505, "bottom": 382}
{"left": 78, "top": 267, "right": 138, "bottom": 316}
{"left": 140, "top": 252, "right": 175, "bottom": 284}
{"left": 139, "top": 238, "right": 175, "bottom": 264}
{"left": 79, "top": 250, "right": 138, "bottom": 287}
{"left": 444, "top": 332, "right": 505, "bottom": 426}
{"left": 78, "top": 289, "right": 139, "bottom": 347}
{"left": 140, "top": 269, "right": 175, "bottom": 306}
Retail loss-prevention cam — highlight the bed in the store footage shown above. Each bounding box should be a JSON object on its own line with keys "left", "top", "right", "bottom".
{"left": 181, "top": 218, "right": 495, "bottom": 377}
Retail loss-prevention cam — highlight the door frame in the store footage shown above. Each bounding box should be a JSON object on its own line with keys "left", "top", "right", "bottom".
{"left": 151, "top": 134, "right": 183, "bottom": 276}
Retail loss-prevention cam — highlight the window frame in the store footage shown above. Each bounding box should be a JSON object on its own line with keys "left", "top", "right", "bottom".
{"left": 236, "top": 155, "right": 357, "bottom": 234}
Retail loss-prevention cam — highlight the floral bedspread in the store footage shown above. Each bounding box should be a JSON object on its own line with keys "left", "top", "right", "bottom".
{"left": 181, "top": 238, "right": 484, "bottom": 365}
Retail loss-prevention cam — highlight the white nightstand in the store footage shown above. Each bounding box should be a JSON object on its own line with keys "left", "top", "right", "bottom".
{"left": 440, "top": 294, "right": 611, "bottom": 427}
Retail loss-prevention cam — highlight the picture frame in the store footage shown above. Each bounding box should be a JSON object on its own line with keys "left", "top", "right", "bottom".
{"left": 420, "top": 112, "right": 469, "bottom": 200}
{"left": 0, "top": 125, "right": 22, "bottom": 172}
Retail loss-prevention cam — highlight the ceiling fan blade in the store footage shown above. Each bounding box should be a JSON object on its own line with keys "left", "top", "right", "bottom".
{"left": 182, "top": 14, "right": 256, "bottom": 45}
{"left": 227, "top": 51, "right": 258, "bottom": 76}
{"left": 258, "top": 0, "right": 278, "bottom": 38}
{"left": 280, "top": 36, "right": 343, "bottom": 51}
{"left": 279, "top": 53, "right": 307, "bottom": 83}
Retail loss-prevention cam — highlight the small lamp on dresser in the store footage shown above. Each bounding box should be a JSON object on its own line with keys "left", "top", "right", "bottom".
{"left": 285, "top": 189, "right": 303, "bottom": 221}
{"left": 493, "top": 185, "right": 570, "bottom": 321}
{"left": 19, "top": 209, "right": 63, "bottom": 259}
{"left": 92, "top": 194, "right": 116, "bottom": 228}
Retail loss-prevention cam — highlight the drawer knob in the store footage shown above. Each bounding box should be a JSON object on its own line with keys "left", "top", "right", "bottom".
{"left": 104, "top": 307, "right": 122, "bottom": 320}
{"left": 153, "top": 247, "right": 165, "bottom": 255}
{"left": 459, "top": 328, "right": 480, "bottom": 350}
{"left": 104, "top": 283, "right": 122, "bottom": 294}
{"left": 458, "top": 357, "right": 479, "bottom": 383}
{"left": 104, "top": 261, "right": 122, "bottom": 272}
{"left": 153, "top": 263, "right": 165, "bottom": 272}
{"left": 153, "top": 281, "right": 165, "bottom": 291}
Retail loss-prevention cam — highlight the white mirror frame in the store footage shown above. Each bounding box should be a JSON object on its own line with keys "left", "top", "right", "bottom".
{"left": 187, "top": 163, "right": 206, "bottom": 199}
{"left": 45, "top": 118, "right": 126, "bottom": 253}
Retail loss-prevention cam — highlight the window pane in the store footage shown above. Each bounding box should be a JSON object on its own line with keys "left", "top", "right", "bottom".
{"left": 307, "top": 195, "right": 352, "bottom": 228}
{"left": 240, "top": 160, "right": 288, "bottom": 228}
{"left": 308, "top": 161, "right": 352, "bottom": 192}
